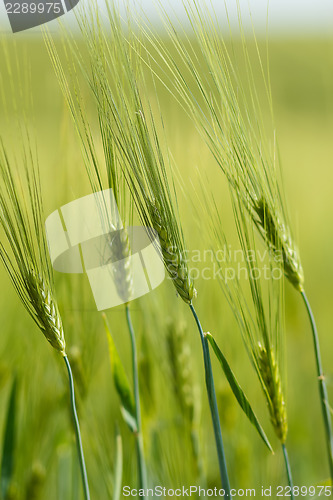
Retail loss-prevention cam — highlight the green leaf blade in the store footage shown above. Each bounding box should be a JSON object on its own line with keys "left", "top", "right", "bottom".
{"left": 206, "top": 333, "right": 273, "bottom": 453}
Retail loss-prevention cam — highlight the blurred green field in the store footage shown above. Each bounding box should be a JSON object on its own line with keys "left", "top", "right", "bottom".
{"left": 1, "top": 30, "right": 333, "bottom": 498}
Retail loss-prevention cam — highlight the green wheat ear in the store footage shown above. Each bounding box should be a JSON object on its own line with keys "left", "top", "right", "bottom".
{"left": 50, "top": 1, "right": 196, "bottom": 306}
{"left": 107, "top": 228, "right": 133, "bottom": 305}
{"left": 0, "top": 48, "right": 90, "bottom": 495}
{"left": 27, "top": 271, "right": 66, "bottom": 354}
{"left": 258, "top": 344, "right": 287, "bottom": 444}
{"left": 149, "top": 200, "right": 195, "bottom": 304}
{"left": 0, "top": 140, "right": 66, "bottom": 356}
{"left": 46, "top": 7, "right": 196, "bottom": 306}
{"left": 201, "top": 177, "right": 294, "bottom": 485}
{"left": 253, "top": 197, "right": 304, "bottom": 291}
{"left": 166, "top": 320, "right": 196, "bottom": 420}
{"left": 139, "top": 0, "right": 303, "bottom": 292}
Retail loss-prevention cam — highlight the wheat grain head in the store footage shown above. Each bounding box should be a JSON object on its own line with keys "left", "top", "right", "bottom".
{"left": 0, "top": 140, "right": 66, "bottom": 355}
{"left": 50, "top": 2, "right": 196, "bottom": 304}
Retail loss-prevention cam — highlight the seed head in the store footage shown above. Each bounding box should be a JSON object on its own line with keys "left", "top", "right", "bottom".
{"left": 166, "top": 320, "right": 196, "bottom": 421}
{"left": 149, "top": 200, "right": 195, "bottom": 304}
{"left": 253, "top": 197, "right": 304, "bottom": 291}
{"left": 258, "top": 344, "right": 287, "bottom": 443}
{"left": 27, "top": 271, "right": 66, "bottom": 355}
{"left": 107, "top": 228, "right": 133, "bottom": 304}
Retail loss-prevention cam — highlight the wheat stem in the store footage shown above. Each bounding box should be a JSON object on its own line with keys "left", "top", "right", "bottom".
{"left": 282, "top": 444, "right": 294, "bottom": 499}
{"left": 64, "top": 356, "right": 90, "bottom": 500}
{"left": 301, "top": 291, "right": 333, "bottom": 481}
{"left": 189, "top": 304, "right": 231, "bottom": 495}
{"left": 125, "top": 304, "right": 147, "bottom": 490}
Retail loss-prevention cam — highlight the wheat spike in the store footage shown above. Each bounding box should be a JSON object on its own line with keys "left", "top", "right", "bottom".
{"left": 107, "top": 228, "right": 133, "bottom": 304}
{"left": 258, "top": 344, "right": 287, "bottom": 444}
{"left": 253, "top": 197, "right": 304, "bottom": 291}
{"left": 0, "top": 139, "right": 67, "bottom": 356}
{"left": 27, "top": 271, "right": 66, "bottom": 355}
{"left": 142, "top": 0, "right": 304, "bottom": 291}
{"left": 166, "top": 321, "right": 195, "bottom": 420}
{"left": 46, "top": 5, "right": 196, "bottom": 306}
{"left": 149, "top": 200, "right": 195, "bottom": 304}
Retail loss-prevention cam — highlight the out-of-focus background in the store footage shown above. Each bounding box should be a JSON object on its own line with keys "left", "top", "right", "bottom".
{"left": 0, "top": 1, "right": 333, "bottom": 498}
{"left": 2, "top": 0, "right": 333, "bottom": 34}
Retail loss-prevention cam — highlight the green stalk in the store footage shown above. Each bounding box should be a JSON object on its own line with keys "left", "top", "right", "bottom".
{"left": 125, "top": 304, "right": 147, "bottom": 490}
{"left": 282, "top": 444, "right": 294, "bottom": 499}
{"left": 189, "top": 304, "right": 231, "bottom": 496}
{"left": 301, "top": 291, "right": 333, "bottom": 481}
{"left": 64, "top": 356, "right": 90, "bottom": 500}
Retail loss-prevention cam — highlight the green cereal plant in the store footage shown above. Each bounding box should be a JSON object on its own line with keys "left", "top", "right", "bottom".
{"left": 206, "top": 189, "right": 294, "bottom": 494}
{"left": 138, "top": 0, "right": 333, "bottom": 482}
{"left": 0, "top": 140, "right": 90, "bottom": 500}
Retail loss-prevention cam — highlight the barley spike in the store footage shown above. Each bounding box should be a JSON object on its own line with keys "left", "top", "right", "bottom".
{"left": 253, "top": 197, "right": 304, "bottom": 291}
{"left": 107, "top": 228, "right": 133, "bottom": 304}
{"left": 27, "top": 271, "right": 66, "bottom": 355}
{"left": 258, "top": 344, "right": 287, "bottom": 443}
{"left": 149, "top": 200, "right": 195, "bottom": 304}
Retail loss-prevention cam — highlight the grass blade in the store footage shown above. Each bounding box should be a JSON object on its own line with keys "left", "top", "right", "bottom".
{"left": 206, "top": 333, "right": 272, "bottom": 452}
{"left": 0, "top": 376, "right": 17, "bottom": 499}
